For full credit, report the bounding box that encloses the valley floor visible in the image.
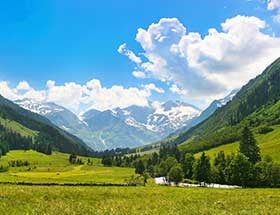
[1,150,279,214]
[0,185,279,215]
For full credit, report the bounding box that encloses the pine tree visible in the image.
[182,153,194,179]
[239,126,261,164]
[213,151,227,184]
[193,152,211,183]
[135,160,145,175]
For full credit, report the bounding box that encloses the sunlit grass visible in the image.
[0,185,279,215]
[195,125,280,163]
[0,150,135,184]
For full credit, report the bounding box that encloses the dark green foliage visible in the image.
[0,95,91,156]
[193,152,211,183]
[8,160,30,167]
[159,144,181,161]
[182,153,194,179]
[257,126,274,134]
[135,160,145,175]
[168,165,184,185]
[239,126,261,164]
[228,153,254,187]
[101,156,113,167]
[212,151,227,184]
[0,165,8,172]
[158,156,179,177]
[69,154,84,165]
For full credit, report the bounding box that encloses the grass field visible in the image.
[195,125,280,163]
[0,185,279,215]
[0,150,135,184]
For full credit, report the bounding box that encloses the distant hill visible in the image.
[174,57,280,153]
[0,96,92,156]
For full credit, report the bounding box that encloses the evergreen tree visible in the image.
[193,152,211,183]
[182,153,194,179]
[239,126,261,164]
[213,151,227,184]
[102,156,113,166]
[228,153,253,187]
[135,160,145,175]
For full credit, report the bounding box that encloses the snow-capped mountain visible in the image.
[14,99,102,150]
[79,101,201,150]
[170,89,240,135]
[14,93,235,151]
[14,99,65,115]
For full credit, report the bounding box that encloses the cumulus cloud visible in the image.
[0,80,164,113]
[267,0,280,22]
[120,16,280,102]
[118,43,142,64]
[132,71,146,79]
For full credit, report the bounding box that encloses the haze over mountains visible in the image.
[15,90,238,150]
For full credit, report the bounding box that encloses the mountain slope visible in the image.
[0,95,91,155]
[81,101,201,149]
[14,99,100,150]
[175,57,280,153]
[82,109,161,150]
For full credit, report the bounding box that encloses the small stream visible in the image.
[154,177,241,189]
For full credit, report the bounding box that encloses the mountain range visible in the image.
[15,89,238,150]
[15,99,201,150]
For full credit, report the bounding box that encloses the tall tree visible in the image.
[213,151,227,184]
[239,126,261,164]
[228,153,253,187]
[182,153,194,179]
[193,152,211,183]
[135,160,145,175]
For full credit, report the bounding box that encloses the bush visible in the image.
[0,165,8,172]
[168,165,184,185]
[124,175,145,186]
[258,126,274,134]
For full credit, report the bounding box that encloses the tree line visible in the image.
[0,122,53,156]
[103,126,280,187]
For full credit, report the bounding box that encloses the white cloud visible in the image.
[0,80,163,113]
[118,43,142,64]
[170,84,187,96]
[267,0,280,22]
[142,83,165,94]
[132,71,146,79]
[16,81,31,91]
[120,16,280,102]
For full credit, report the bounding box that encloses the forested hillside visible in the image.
[0,95,92,156]
[173,58,280,153]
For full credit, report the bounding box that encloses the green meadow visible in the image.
[0,150,135,184]
[0,149,279,214]
[0,185,279,215]
[195,125,280,163]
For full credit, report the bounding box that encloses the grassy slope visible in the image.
[0,150,135,184]
[0,117,37,137]
[195,125,280,163]
[0,185,279,215]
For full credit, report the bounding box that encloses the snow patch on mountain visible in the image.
[15,99,64,115]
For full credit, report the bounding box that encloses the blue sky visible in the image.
[0,0,279,113]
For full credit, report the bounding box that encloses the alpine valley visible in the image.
[14,90,237,150]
